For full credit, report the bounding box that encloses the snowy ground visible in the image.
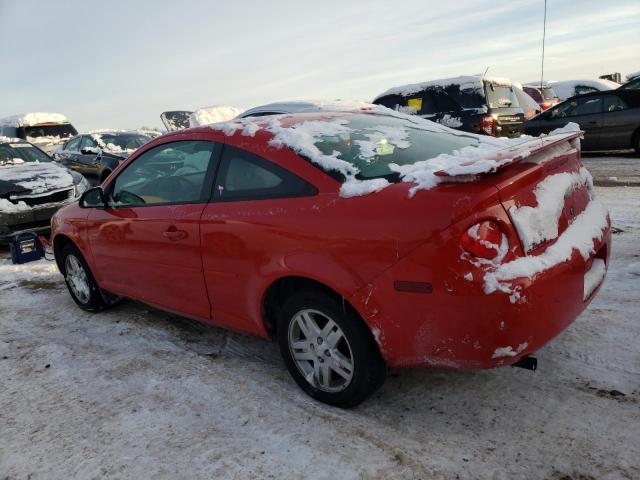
[1,186,639,480]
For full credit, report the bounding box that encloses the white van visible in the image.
[0,112,78,154]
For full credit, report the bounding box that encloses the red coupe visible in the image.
[51,110,611,407]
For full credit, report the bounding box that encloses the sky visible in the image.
[1,0,639,131]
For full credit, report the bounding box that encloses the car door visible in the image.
[598,94,634,149]
[532,96,603,150]
[56,136,82,169]
[78,135,102,178]
[86,136,221,321]
[199,144,318,335]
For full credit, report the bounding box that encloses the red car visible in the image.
[523,85,561,110]
[51,110,611,407]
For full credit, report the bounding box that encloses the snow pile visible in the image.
[189,106,244,127]
[547,79,620,101]
[0,112,68,127]
[0,198,30,213]
[584,258,606,300]
[439,114,463,128]
[492,342,528,359]
[0,135,23,144]
[509,168,593,252]
[0,162,74,195]
[484,198,609,295]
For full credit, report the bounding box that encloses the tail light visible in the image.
[461,221,505,259]
[480,114,497,136]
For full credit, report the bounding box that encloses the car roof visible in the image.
[239,100,376,118]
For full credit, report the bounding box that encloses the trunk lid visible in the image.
[491,133,590,254]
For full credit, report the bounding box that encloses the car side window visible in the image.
[434,90,462,112]
[79,136,98,150]
[109,140,216,207]
[551,96,603,118]
[602,95,627,112]
[214,145,316,202]
[66,137,81,151]
[575,85,598,96]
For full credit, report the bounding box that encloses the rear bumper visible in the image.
[0,204,62,241]
[350,222,611,370]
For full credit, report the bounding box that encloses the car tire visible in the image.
[277,290,387,408]
[61,243,106,312]
[633,130,640,156]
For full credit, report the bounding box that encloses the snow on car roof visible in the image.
[544,79,620,100]
[373,75,513,100]
[625,71,640,81]
[0,112,69,127]
[189,106,245,127]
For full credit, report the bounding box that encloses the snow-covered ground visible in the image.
[1,186,639,480]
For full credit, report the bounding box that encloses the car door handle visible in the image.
[162,226,188,241]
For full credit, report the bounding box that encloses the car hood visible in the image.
[0,162,75,196]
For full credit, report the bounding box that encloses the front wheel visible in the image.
[277,290,386,408]
[61,243,106,312]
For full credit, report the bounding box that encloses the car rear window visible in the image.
[484,83,520,109]
[310,115,479,181]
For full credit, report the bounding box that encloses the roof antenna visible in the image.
[540,0,547,88]
[482,67,490,79]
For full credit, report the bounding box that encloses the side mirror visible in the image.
[79,186,106,209]
[81,146,101,155]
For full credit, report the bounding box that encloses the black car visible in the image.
[54,131,153,184]
[524,90,640,153]
[373,76,525,138]
[619,76,640,91]
[0,138,90,240]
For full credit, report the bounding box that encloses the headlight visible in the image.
[74,176,91,198]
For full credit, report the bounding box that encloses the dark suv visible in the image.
[373,76,525,138]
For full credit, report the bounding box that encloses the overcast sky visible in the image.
[1,0,638,131]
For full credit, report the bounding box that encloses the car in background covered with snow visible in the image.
[542,79,620,101]
[0,113,78,154]
[618,72,640,91]
[522,83,560,110]
[54,130,155,184]
[525,90,640,153]
[51,110,610,407]
[373,75,525,138]
[238,100,376,118]
[160,106,243,131]
[0,137,90,240]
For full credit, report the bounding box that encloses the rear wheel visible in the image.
[61,243,106,312]
[277,290,386,408]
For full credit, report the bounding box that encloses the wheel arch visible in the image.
[53,233,74,273]
[261,275,370,340]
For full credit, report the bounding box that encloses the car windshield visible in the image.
[22,124,77,141]
[95,133,151,152]
[311,114,479,181]
[484,83,519,109]
[0,142,52,165]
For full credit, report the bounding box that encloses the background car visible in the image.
[524,90,640,153]
[539,79,620,101]
[54,130,155,184]
[0,112,78,154]
[0,137,89,240]
[51,110,609,407]
[239,100,376,118]
[373,75,525,137]
[522,83,560,110]
[160,106,242,131]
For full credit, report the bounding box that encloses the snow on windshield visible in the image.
[0,163,74,195]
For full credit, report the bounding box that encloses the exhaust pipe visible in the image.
[511,356,537,371]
